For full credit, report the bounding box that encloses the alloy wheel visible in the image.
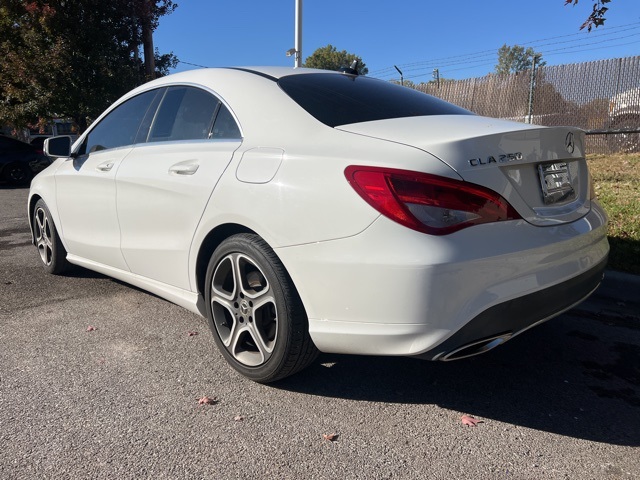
[34,207,53,266]
[210,252,278,367]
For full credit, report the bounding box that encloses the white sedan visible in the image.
[29,67,609,382]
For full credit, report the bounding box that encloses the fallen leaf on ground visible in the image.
[187,331,198,336]
[234,415,244,422]
[322,433,339,442]
[86,326,96,332]
[198,396,217,405]
[461,415,483,427]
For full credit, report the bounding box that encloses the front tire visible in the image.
[204,234,318,383]
[33,199,71,274]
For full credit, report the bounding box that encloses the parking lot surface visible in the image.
[1,185,639,479]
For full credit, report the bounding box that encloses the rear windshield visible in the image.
[278,73,472,127]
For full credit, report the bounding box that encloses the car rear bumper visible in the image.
[276,201,609,359]
[416,254,607,360]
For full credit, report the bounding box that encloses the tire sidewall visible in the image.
[204,234,296,382]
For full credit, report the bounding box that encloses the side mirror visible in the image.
[44,136,73,158]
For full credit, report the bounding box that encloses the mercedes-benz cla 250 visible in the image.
[29,67,609,382]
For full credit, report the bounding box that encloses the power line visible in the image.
[543,38,640,58]
[177,60,210,68]
[372,20,640,75]
[371,21,640,78]
[401,38,640,80]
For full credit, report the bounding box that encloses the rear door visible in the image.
[116,86,242,290]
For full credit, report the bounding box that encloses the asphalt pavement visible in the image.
[1,185,639,479]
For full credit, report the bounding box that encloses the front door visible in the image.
[53,88,163,271]
[54,148,131,270]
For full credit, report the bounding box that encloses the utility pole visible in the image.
[433,68,440,88]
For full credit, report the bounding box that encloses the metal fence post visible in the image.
[526,55,540,124]
[470,78,477,112]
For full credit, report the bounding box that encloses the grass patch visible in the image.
[587,154,640,275]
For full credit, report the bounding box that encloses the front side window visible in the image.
[80,89,160,154]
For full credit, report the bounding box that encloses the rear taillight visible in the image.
[344,166,521,235]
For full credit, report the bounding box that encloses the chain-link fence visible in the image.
[415,56,640,154]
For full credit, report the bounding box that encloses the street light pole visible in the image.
[394,65,404,86]
[294,0,302,68]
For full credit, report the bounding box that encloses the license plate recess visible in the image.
[538,162,575,205]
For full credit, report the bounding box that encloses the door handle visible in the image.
[96,161,114,172]
[169,162,199,175]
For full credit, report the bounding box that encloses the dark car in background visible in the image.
[29,136,48,150]
[0,135,52,185]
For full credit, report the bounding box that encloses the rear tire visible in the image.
[204,233,318,383]
[32,199,71,274]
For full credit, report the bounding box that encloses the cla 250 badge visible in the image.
[469,152,523,167]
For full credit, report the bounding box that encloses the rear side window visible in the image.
[211,104,241,139]
[278,73,472,127]
[149,86,219,142]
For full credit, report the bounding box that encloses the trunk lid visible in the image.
[337,115,590,226]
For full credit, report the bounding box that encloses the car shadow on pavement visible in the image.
[275,311,640,447]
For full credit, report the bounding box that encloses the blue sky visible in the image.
[154,0,640,81]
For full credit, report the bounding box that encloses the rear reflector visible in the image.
[345,166,521,235]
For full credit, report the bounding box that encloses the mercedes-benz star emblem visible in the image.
[565,132,575,154]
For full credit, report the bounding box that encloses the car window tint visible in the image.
[134,88,164,144]
[80,90,160,154]
[278,73,473,127]
[211,103,241,139]
[149,86,218,142]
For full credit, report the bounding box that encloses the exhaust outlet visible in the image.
[436,333,513,361]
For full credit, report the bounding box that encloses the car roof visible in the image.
[88,67,337,146]
[123,66,344,99]
[155,66,331,83]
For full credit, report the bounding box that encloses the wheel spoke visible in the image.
[250,293,278,353]
[35,213,44,234]
[229,322,267,365]
[43,223,53,248]
[247,314,274,356]
[211,253,237,301]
